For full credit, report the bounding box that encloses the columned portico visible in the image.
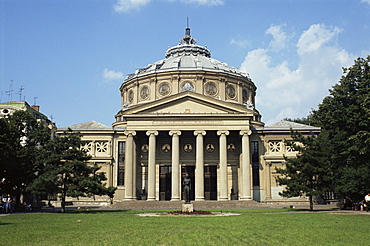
[217,130,229,201]
[194,130,206,201]
[146,130,158,201]
[124,130,136,200]
[169,130,181,201]
[240,130,252,200]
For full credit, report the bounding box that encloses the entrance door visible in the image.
[181,166,195,201]
[204,166,217,200]
[159,166,171,201]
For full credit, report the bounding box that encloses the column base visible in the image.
[195,198,205,201]
[170,198,181,201]
[146,197,156,201]
[218,198,228,201]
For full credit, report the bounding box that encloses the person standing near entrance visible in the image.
[365,193,370,212]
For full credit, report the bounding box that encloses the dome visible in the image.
[118,27,259,118]
[125,28,250,82]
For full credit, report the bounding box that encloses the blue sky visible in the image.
[1,0,369,127]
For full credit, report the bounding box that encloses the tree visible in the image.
[311,56,370,201]
[283,116,315,126]
[27,130,115,212]
[0,117,10,178]
[276,131,333,210]
[0,110,51,204]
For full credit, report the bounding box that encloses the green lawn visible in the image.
[1,209,369,245]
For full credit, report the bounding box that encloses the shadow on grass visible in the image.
[66,209,132,214]
[279,207,342,212]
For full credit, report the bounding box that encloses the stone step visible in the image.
[108,200,266,210]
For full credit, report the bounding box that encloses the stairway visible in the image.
[108,200,266,210]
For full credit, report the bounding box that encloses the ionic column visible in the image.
[217,130,229,201]
[194,130,206,201]
[240,130,252,200]
[124,130,136,200]
[169,130,181,201]
[146,130,158,201]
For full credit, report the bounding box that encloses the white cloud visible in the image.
[361,0,370,5]
[103,68,124,81]
[266,24,290,51]
[113,0,152,13]
[297,24,342,55]
[230,38,249,48]
[240,24,355,125]
[113,0,223,12]
[182,0,224,6]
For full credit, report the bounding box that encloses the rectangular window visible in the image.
[251,141,260,186]
[117,142,125,186]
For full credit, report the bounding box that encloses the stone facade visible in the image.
[58,28,320,204]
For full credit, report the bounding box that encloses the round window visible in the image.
[159,83,171,96]
[242,89,248,104]
[205,82,217,96]
[226,84,236,99]
[140,86,150,100]
[128,90,134,103]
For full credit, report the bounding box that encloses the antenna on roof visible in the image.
[6,80,14,102]
[34,96,38,106]
[16,86,25,101]
[187,17,189,28]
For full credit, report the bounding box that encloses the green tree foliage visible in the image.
[276,131,333,210]
[27,130,115,212]
[311,56,370,201]
[279,56,370,205]
[283,116,315,126]
[0,117,10,176]
[0,110,51,203]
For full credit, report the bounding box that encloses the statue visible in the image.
[183,174,191,203]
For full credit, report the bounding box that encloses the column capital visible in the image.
[124,130,136,137]
[169,130,181,136]
[240,130,252,136]
[146,130,158,136]
[194,130,206,136]
[217,130,229,136]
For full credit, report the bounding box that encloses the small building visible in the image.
[0,101,50,122]
[58,28,320,204]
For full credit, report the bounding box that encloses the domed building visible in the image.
[59,28,320,204]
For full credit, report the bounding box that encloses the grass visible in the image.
[1,208,369,245]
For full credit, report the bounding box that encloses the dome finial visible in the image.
[179,18,196,45]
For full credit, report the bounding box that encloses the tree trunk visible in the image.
[309,195,314,211]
